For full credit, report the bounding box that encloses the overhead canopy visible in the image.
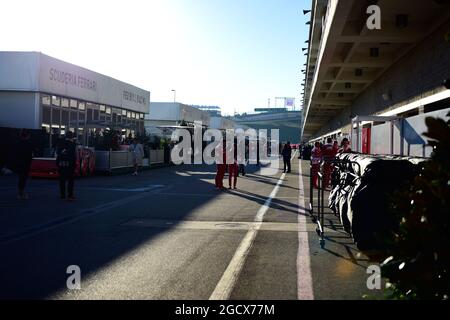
[352,115,400,123]
[302,0,450,139]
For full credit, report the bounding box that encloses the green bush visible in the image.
[381,112,450,300]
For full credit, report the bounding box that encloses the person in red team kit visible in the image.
[311,141,322,188]
[228,161,238,189]
[227,140,239,189]
[322,138,337,189]
[332,140,339,155]
[215,140,226,190]
[339,138,352,153]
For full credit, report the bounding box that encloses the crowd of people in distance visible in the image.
[8,128,301,198]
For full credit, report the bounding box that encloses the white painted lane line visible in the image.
[297,160,314,300]
[209,151,297,300]
[209,172,286,300]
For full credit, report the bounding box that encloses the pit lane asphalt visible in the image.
[0,155,381,299]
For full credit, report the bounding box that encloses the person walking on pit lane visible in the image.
[321,138,338,189]
[282,141,292,173]
[129,138,144,176]
[228,160,238,189]
[56,131,77,200]
[228,140,239,189]
[311,141,322,188]
[237,138,247,177]
[215,140,226,190]
[15,129,34,200]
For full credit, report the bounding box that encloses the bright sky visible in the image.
[0,0,310,116]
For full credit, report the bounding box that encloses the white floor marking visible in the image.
[297,160,314,300]
[209,151,297,300]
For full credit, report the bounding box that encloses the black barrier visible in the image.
[309,158,362,248]
[316,171,324,247]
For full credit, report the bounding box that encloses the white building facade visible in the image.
[0,52,150,153]
[145,102,210,129]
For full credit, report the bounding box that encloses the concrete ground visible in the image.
[0,152,383,299]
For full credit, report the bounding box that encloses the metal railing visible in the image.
[95,149,165,172]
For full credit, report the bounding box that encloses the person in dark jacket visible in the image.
[282,141,292,173]
[56,131,77,200]
[15,129,34,199]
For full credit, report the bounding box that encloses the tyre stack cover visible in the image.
[328,153,423,251]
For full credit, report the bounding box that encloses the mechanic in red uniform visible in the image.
[311,142,322,188]
[321,138,338,189]
[338,138,352,153]
[332,140,339,155]
[215,140,226,190]
[228,140,239,189]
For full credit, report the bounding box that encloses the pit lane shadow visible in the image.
[0,162,302,299]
